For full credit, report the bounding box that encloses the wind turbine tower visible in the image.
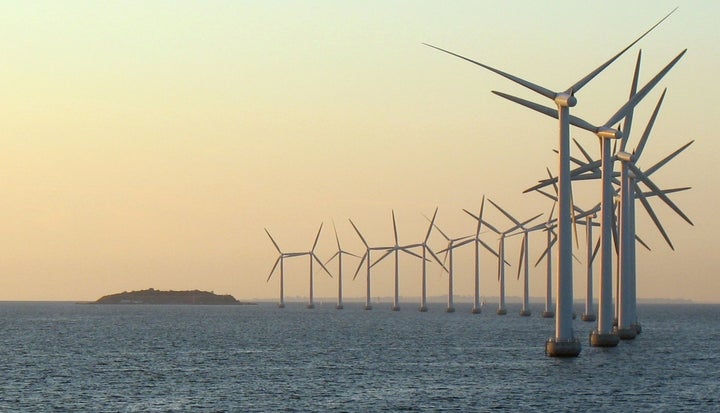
[462,196,503,314]
[349,219,392,310]
[325,221,360,310]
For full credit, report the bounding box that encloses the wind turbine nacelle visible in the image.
[616,151,633,162]
[554,93,577,107]
[597,127,622,140]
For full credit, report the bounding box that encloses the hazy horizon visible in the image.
[1,1,718,303]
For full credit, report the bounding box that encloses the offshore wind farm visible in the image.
[262,7,697,358]
[2,1,720,410]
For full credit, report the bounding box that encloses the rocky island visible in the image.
[95,288,255,305]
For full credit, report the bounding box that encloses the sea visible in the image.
[1,301,718,412]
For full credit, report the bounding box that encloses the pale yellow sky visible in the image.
[0,1,718,302]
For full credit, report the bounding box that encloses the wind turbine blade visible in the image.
[603,49,687,129]
[635,234,652,251]
[314,254,334,278]
[572,253,582,264]
[628,163,693,225]
[391,210,399,245]
[325,251,340,265]
[311,223,324,252]
[267,257,281,282]
[488,198,523,227]
[611,203,620,255]
[352,252,368,281]
[348,219,369,248]
[644,140,694,177]
[635,183,675,250]
[517,234,525,280]
[481,219,502,235]
[426,248,449,273]
[463,208,500,234]
[621,50,642,152]
[343,250,363,259]
[572,138,594,163]
[570,190,580,248]
[634,88,667,161]
[332,220,341,251]
[479,240,500,259]
[371,249,393,268]
[425,213,450,241]
[504,214,542,235]
[547,167,559,196]
[640,187,691,198]
[425,207,439,242]
[534,244,549,268]
[264,229,283,254]
[565,8,676,94]
[284,252,306,258]
[440,245,450,272]
[549,201,557,222]
[591,237,601,264]
[423,43,557,100]
[492,91,598,133]
[477,195,486,236]
[448,238,475,251]
[400,247,425,261]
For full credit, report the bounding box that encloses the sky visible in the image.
[0,1,718,303]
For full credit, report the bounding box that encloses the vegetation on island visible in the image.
[95,288,254,305]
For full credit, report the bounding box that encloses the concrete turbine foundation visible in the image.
[589,331,620,347]
[545,337,581,357]
[581,313,596,322]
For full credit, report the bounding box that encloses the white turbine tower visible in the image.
[403,208,447,312]
[349,219,392,310]
[325,221,360,310]
[487,199,541,316]
[373,210,440,312]
[298,224,333,309]
[425,9,676,357]
[533,202,557,318]
[432,219,472,313]
[461,196,503,314]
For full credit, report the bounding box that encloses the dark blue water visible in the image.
[1,302,717,412]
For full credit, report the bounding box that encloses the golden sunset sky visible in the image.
[1,1,718,302]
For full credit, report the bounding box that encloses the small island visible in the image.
[94,288,255,305]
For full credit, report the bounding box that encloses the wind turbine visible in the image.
[295,224,333,309]
[325,221,360,310]
[372,210,437,312]
[615,113,694,339]
[461,196,503,314]
[403,208,447,312]
[577,211,601,322]
[487,199,542,316]
[533,202,557,318]
[265,228,302,308]
[432,219,472,313]
[425,9,677,357]
[349,218,392,310]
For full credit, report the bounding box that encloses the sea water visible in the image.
[1,302,718,412]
